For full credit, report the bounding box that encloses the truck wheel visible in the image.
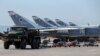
[20,39,26,49]
[31,39,40,49]
[31,40,36,49]
[4,41,10,49]
[35,43,40,49]
[97,45,99,47]
[36,39,40,49]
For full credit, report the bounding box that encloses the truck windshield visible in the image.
[10,27,26,31]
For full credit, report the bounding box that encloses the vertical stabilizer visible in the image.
[8,11,35,28]
[32,16,52,27]
[44,18,59,27]
[69,22,77,26]
[55,19,68,27]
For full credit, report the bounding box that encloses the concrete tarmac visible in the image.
[0,42,100,56]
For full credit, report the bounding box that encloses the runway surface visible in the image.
[0,41,100,56]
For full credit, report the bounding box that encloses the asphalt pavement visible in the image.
[0,41,100,56]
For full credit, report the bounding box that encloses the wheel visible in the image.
[31,40,36,49]
[68,45,70,47]
[35,44,40,49]
[31,39,40,49]
[4,41,10,49]
[79,45,80,47]
[35,41,40,49]
[65,46,67,47]
[96,45,99,47]
[20,39,26,49]
[31,38,40,49]
[87,45,88,47]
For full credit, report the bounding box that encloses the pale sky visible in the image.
[0,0,100,26]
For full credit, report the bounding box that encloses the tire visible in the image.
[79,45,80,47]
[68,45,70,47]
[4,41,10,49]
[87,45,88,47]
[20,39,26,49]
[31,40,35,49]
[31,38,40,49]
[35,42,40,49]
[97,45,99,47]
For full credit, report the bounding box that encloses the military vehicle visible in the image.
[2,26,41,49]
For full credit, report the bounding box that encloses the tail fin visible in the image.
[44,18,59,27]
[32,16,52,27]
[8,11,35,28]
[69,22,77,26]
[55,19,68,27]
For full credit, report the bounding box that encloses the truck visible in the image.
[2,26,41,49]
